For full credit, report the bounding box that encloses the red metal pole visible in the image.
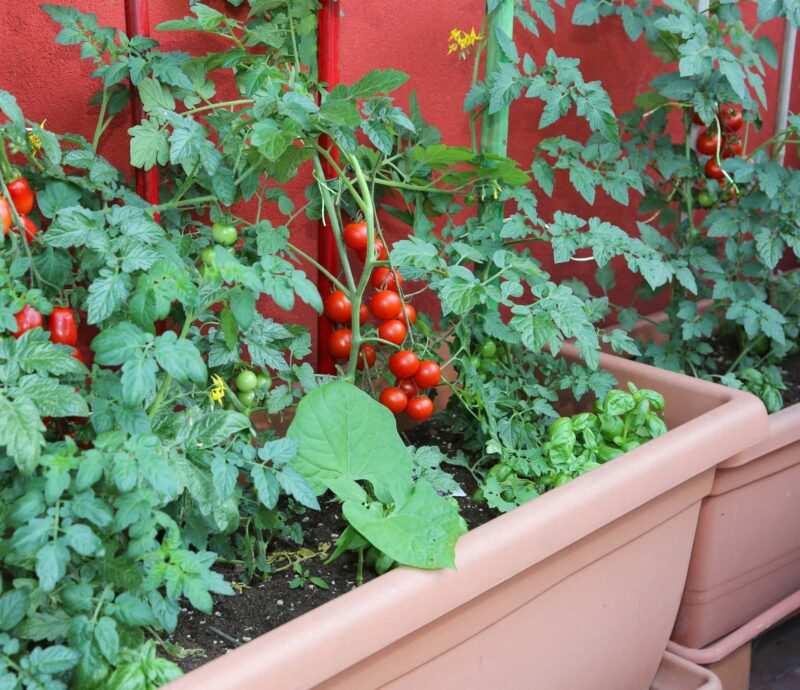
[316,0,341,374]
[125,0,160,206]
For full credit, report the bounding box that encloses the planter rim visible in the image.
[719,401,800,468]
[165,349,767,690]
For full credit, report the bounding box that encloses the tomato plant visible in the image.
[575,0,800,412]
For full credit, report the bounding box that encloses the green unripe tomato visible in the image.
[201,247,216,265]
[256,372,272,390]
[212,222,238,246]
[236,370,258,392]
[480,339,497,358]
[697,191,715,208]
[238,390,256,407]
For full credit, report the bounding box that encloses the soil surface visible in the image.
[781,353,800,406]
[704,335,800,407]
[168,420,495,673]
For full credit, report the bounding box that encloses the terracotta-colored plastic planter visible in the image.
[622,306,800,654]
[166,349,766,690]
[651,652,721,690]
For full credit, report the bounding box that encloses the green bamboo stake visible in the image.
[480,0,515,224]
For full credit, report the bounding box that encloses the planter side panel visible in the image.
[318,485,705,690]
[674,439,800,648]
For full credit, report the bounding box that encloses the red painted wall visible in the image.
[0,1,797,337]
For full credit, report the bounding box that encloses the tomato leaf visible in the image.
[348,69,410,98]
[154,332,207,385]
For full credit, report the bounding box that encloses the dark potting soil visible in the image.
[781,352,800,407]
[705,334,800,407]
[168,421,496,674]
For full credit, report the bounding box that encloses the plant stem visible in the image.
[287,240,348,293]
[147,313,195,418]
[314,144,367,211]
[313,154,356,293]
[92,88,109,152]
[468,17,489,153]
[344,155,376,381]
[479,0,514,225]
[183,99,254,116]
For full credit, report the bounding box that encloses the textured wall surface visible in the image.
[0,0,797,341]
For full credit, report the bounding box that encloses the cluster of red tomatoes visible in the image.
[323,220,441,421]
[13,304,85,362]
[1,176,39,242]
[694,102,743,182]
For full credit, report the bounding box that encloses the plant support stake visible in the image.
[480,0,515,224]
[316,0,341,374]
[774,20,797,165]
[125,0,160,206]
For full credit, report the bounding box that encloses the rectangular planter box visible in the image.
[673,405,800,647]
[620,306,800,649]
[166,349,766,690]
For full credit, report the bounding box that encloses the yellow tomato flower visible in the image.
[447,26,483,59]
[27,120,47,154]
[209,374,226,405]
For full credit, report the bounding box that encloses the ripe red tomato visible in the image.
[402,303,417,325]
[720,103,743,132]
[343,221,368,251]
[406,395,434,421]
[691,110,705,126]
[414,360,441,388]
[379,387,408,414]
[389,350,420,379]
[371,290,402,320]
[696,130,720,156]
[704,158,725,180]
[324,290,352,323]
[371,267,402,291]
[8,178,35,215]
[397,378,418,398]
[328,328,352,360]
[378,319,407,345]
[373,240,388,261]
[357,344,376,370]
[359,303,370,323]
[14,305,43,337]
[49,307,78,346]
[0,198,11,235]
[722,136,743,158]
[19,215,38,243]
[360,239,388,262]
